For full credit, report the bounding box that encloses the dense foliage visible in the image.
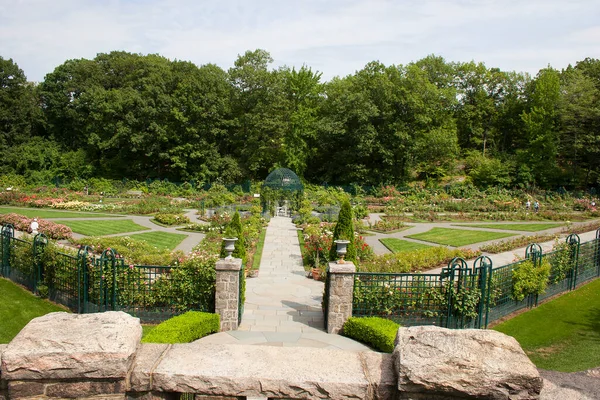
[342,317,400,353]
[141,311,219,343]
[1,52,599,189]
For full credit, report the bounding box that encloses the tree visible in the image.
[280,65,323,178]
[0,57,44,170]
[329,200,356,263]
[227,50,287,180]
[220,211,246,262]
[520,67,561,187]
[559,67,600,187]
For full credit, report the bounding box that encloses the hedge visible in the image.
[141,311,219,344]
[342,316,400,353]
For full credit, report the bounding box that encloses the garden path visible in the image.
[195,216,371,351]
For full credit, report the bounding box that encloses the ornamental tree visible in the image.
[329,199,357,263]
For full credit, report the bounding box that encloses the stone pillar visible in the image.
[215,258,243,331]
[0,311,141,399]
[326,262,356,334]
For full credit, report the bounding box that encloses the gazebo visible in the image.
[262,168,303,217]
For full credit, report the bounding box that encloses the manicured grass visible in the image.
[494,278,600,372]
[55,219,149,236]
[0,278,68,343]
[0,206,119,219]
[142,324,156,339]
[455,223,564,232]
[379,238,432,253]
[127,231,187,251]
[251,228,268,270]
[406,227,516,246]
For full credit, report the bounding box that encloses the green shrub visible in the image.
[511,259,551,301]
[329,199,356,262]
[220,211,246,262]
[141,311,219,343]
[342,317,399,353]
[153,213,190,226]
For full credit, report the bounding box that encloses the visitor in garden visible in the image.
[526,200,531,210]
[30,218,39,235]
[534,201,539,213]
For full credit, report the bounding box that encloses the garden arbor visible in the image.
[261,168,303,216]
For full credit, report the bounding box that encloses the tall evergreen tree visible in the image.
[329,200,356,263]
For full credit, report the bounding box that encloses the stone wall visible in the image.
[1,311,588,400]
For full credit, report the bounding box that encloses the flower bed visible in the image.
[0,213,72,239]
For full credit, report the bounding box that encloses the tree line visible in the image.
[0,50,599,189]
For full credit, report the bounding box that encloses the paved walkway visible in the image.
[196,216,371,351]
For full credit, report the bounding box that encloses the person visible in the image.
[30,218,39,235]
[526,200,531,210]
[534,201,540,213]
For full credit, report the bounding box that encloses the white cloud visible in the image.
[0,0,598,82]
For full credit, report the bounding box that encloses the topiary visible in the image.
[219,211,246,262]
[329,199,357,263]
[342,317,400,352]
[141,311,219,344]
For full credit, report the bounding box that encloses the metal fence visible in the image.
[351,232,600,329]
[0,225,215,323]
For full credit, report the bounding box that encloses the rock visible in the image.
[540,379,593,400]
[1,311,141,381]
[539,369,600,400]
[152,343,395,399]
[394,326,543,399]
[129,343,170,391]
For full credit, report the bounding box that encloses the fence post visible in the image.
[525,244,543,306]
[77,246,91,314]
[215,257,243,331]
[525,243,542,267]
[32,233,48,294]
[1,224,14,277]
[473,256,493,329]
[566,233,580,290]
[326,261,356,334]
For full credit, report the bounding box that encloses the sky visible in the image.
[1,0,599,83]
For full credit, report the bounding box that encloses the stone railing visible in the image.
[0,311,557,400]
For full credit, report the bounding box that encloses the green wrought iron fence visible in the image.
[353,256,492,329]
[353,271,447,327]
[350,236,600,329]
[8,236,35,291]
[0,230,217,323]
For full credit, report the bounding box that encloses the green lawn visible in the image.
[55,219,149,236]
[0,206,119,219]
[494,278,600,372]
[406,227,516,246]
[251,228,267,270]
[455,223,564,232]
[379,238,432,253]
[128,231,187,251]
[0,278,68,343]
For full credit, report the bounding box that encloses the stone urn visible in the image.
[334,239,350,264]
[223,237,238,259]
